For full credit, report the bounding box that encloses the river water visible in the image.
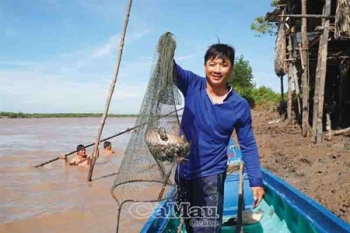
[0,117,154,233]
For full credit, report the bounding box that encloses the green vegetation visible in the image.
[0,112,139,118]
[250,0,278,37]
[228,55,282,109]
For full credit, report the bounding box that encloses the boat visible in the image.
[140,139,350,233]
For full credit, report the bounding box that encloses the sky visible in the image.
[0,0,281,114]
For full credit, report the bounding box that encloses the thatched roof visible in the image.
[335,0,350,40]
[265,8,283,22]
[274,23,287,76]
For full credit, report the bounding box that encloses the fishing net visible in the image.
[111,32,190,232]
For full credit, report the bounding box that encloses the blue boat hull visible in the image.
[140,140,350,233]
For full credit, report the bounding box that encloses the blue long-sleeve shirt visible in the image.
[175,62,263,187]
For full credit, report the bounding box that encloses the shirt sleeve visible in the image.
[173,61,201,97]
[235,100,263,187]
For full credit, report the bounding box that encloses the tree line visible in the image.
[0,112,139,118]
[228,55,283,109]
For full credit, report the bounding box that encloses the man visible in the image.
[174,43,264,233]
[102,141,115,155]
[60,144,91,167]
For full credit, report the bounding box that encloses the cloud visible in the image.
[0,70,147,114]
[92,29,152,58]
[126,29,152,43]
[176,52,201,61]
[0,23,191,114]
[1,28,153,78]
[93,35,119,58]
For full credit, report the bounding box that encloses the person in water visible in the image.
[60,144,91,167]
[102,141,115,155]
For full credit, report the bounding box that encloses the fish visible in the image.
[145,127,190,161]
[145,128,187,146]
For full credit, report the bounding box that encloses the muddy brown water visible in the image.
[0,117,158,233]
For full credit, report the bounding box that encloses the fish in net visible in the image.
[111,32,190,232]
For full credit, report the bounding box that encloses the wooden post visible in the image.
[279,14,335,19]
[312,0,331,144]
[293,66,302,120]
[280,74,284,104]
[287,35,293,121]
[338,64,344,125]
[287,65,293,121]
[316,0,331,143]
[87,0,133,182]
[325,112,332,140]
[338,60,349,125]
[301,0,309,137]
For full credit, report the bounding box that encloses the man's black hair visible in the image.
[104,141,111,149]
[204,44,235,65]
[76,144,85,152]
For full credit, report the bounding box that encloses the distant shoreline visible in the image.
[0,112,139,118]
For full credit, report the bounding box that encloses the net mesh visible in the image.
[111,32,190,231]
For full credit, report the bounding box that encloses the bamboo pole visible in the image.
[280,75,285,106]
[338,60,348,125]
[316,0,331,144]
[332,127,350,136]
[311,0,331,144]
[301,0,309,137]
[293,67,302,121]
[87,0,133,182]
[34,107,183,168]
[279,14,335,19]
[287,65,293,121]
[287,34,294,121]
[325,112,332,140]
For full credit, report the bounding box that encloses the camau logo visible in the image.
[128,202,218,220]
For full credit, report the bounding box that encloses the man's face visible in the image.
[77,149,86,157]
[204,57,233,88]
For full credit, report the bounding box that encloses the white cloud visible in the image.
[0,69,147,114]
[93,35,119,58]
[126,29,152,43]
[92,29,152,58]
[176,52,201,61]
[0,25,193,114]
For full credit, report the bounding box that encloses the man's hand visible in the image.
[251,186,264,208]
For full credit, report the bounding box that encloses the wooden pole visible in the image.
[87,0,133,182]
[34,107,183,168]
[325,112,332,140]
[287,34,293,121]
[315,0,331,144]
[279,14,335,19]
[287,65,293,121]
[331,127,350,136]
[280,75,284,108]
[293,67,302,121]
[312,65,320,141]
[301,0,309,137]
[338,60,349,126]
